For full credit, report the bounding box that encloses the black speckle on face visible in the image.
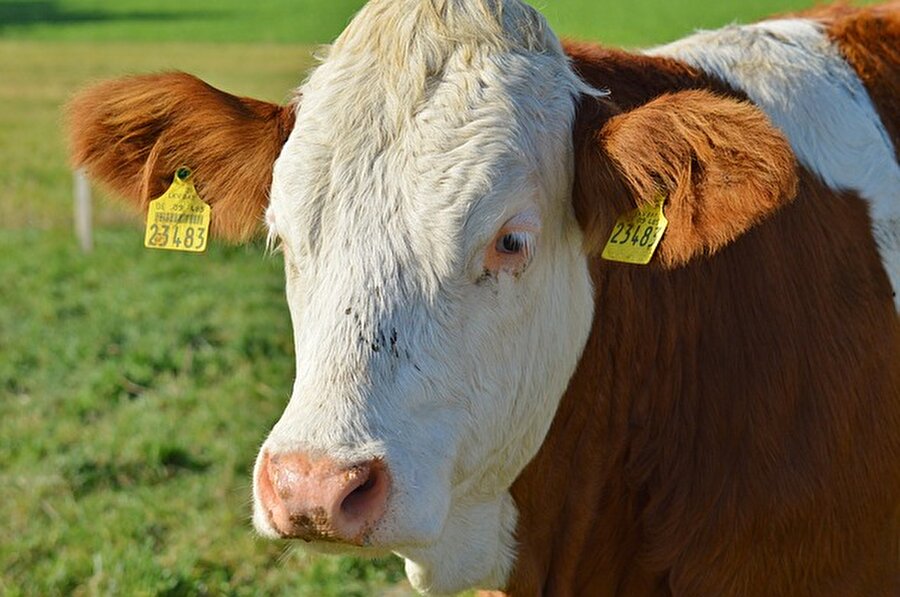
[476,268,493,285]
[389,328,400,358]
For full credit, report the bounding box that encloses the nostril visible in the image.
[340,461,388,520]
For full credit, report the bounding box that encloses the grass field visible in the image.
[1,0,825,45]
[0,0,851,595]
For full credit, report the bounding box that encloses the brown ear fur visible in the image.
[67,73,297,242]
[575,90,798,267]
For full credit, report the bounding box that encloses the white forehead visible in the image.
[267,0,591,263]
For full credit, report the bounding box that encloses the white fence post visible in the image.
[74,168,93,253]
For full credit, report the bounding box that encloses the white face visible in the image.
[252,1,595,593]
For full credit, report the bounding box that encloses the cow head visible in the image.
[68,0,796,593]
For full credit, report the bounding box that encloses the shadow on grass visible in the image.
[0,1,221,32]
[64,447,212,497]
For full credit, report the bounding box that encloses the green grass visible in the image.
[2,0,834,46]
[0,231,419,595]
[0,35,422,597]
[0,0,365,45]
[0,40,315,230]
[0,0,858,594]
[1,230,412,596]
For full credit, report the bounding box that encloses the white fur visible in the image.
[650,19,900,309]
[253,0,595,593]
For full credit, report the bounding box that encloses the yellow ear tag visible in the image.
[144,167,210,253]
[601,195,668,265]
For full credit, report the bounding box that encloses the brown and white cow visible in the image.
[68,0,899,594]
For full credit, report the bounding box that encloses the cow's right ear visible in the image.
[67,72,297,242]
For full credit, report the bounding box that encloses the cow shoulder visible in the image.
[818,1,900,154]
[646,16,900,306]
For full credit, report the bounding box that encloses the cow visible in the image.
[67,0,899,594]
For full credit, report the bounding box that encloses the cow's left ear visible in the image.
[67,73,297,242]
[573,89,798,267]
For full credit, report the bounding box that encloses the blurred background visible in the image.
[0,0,840,595]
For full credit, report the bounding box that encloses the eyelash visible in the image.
[496,231,530,255]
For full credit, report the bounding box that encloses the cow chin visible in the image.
[398,491,519,595]
[293,493,517,595]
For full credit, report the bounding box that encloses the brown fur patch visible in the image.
[490,36,900,597]
[820,1,900,156]
[505,170,900,596]
[790,2,900,154]
[67,73,296,241]
[575,89,798,268]
[563,42,744,109]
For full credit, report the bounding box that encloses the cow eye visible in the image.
[497,232,527,254]
[482,216,539,280]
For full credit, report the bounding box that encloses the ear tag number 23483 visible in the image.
[601,195,668,265]
[144,167,211,253]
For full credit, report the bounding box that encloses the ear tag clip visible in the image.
[601,194,668,265]
[144,167,211,253]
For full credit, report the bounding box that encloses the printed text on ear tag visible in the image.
[144,167,211,253]
[601,195,668,265]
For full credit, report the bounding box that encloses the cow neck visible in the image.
[497,47,730,596]
[502,184,900,597]
[490,42,900,596]
[502,257,688,596]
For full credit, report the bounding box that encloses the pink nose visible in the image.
[256,451,390,544]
